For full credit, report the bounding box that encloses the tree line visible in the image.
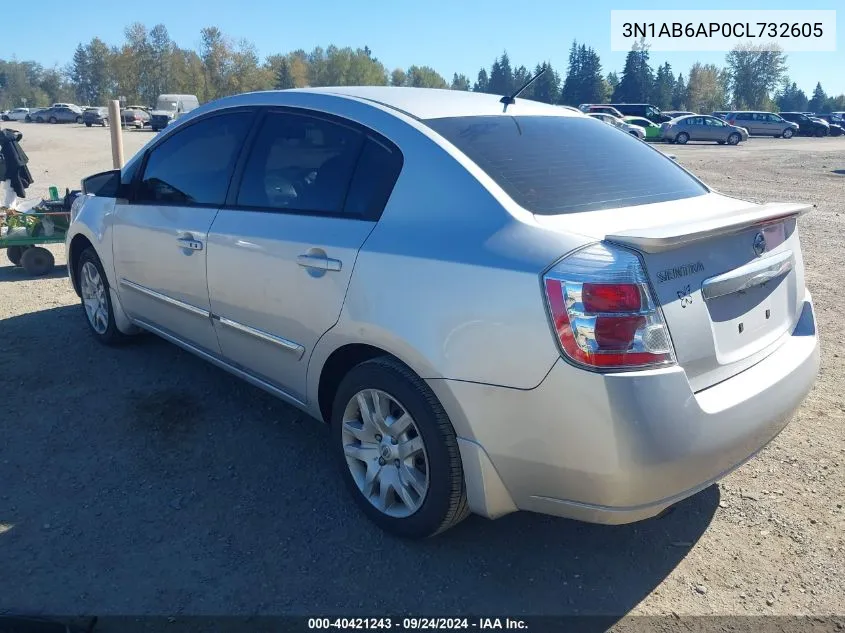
[1,23,843,114]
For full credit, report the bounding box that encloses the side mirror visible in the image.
[81,169,129,199]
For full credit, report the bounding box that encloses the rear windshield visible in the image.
[424,115,707,215]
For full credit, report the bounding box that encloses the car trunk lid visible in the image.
[534,194,811,392]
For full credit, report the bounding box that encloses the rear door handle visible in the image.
[297,254,342,272]
[177,237,203,251]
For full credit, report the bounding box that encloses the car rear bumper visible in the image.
[429,291,819,524]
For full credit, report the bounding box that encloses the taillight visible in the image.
[542,242,675,370]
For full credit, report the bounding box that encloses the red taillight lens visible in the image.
[543,243,675,370]
[582,283,641,313]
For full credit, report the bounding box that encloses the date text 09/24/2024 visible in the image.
[307,618,528,630]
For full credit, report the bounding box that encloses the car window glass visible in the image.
[343,138,403,220]
[425,115,706,215]
[137,111,253,206]
[236,112,364,213]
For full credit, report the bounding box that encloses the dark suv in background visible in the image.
[82,107,109,127]
[607,103,672,123]
[779,112,829,136]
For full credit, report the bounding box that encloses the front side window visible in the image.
[705,117,726,127]
[767,114,783,122]
[236,112,364,213]
[425,115,707,215]
[136,111,253,205]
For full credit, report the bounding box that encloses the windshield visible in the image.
[424,115,707,215]
[156,98,179,111]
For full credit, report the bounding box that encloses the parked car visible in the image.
[779,112,829,137]
[814,114,845,135]
[578,104,625,118]
[31,106,83,124]
[2,107,31,122]
[150,93,200,131]
[120,108,151,128]
[607,103,672,123]
[66,87,819,539]
[710,111,731,120]
[24,108,48,122]
[587,112,646,138]
[82,107,109,127]
[621,115,662,139]
[51,102,81,111]
[661,114,748,144]
[663,110,695,119]
[724,111,797,138]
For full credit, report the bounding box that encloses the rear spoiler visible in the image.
[605,202,813,253]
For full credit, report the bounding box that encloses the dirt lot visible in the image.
[1,123,844,623]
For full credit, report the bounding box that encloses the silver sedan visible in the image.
[662,114,749,144]
[66,87,819,538]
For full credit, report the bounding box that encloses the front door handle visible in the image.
[177,237,203,251]
[297,254,342,272]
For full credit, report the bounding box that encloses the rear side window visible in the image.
[236,111,364,214]
[424,115,707,215]
[136,111,253,205]
[343,138,403,220]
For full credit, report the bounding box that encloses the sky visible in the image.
[5,0,844,96]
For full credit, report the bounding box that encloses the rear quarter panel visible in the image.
[307,115,589,396]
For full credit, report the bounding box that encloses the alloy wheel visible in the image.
[341,388,430,518]
[80,261,109,334]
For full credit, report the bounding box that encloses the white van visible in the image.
[150,94,200,131]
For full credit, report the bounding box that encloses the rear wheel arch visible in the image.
[317,343,411,424]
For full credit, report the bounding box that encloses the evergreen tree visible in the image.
[473,68,489,93]
[807,82,827,112]
[672,73,686,109]
[275,57,295,89]
[559,41,581,105]
[71,44,89,104]
[488,52,514,95]
[653,62,674,110]
[450,73,470,91]
[531,62,560,104]
[613,39,653,103]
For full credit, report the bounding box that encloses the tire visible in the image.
[102,118,109,127]
[6,246,24,266]
[332,356,469,539]
[77,247,128,345]
[1,115,8,121]
[85,122,92,127]
[782,128,794,139]
[49,116,57,124]
[675,132,689,144]
[727,133,741,145]
[815,128,826,137]
[20,246,54,276]
[75,116,83,124]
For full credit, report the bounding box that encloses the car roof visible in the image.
[290,86,581,120]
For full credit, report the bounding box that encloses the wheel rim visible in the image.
[80,261,109,334]
[728,134,739,144]
[341,389,430,518]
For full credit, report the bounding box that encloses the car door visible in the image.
[684,117,703,139]
[206,109,403,402]
[112,108,256,354]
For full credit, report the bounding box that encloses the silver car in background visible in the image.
[725,111,798,138]
[662,114,749,144]
[66,87,820,538]
[587,112,646,139]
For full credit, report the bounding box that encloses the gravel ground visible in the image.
[1,124,843,625]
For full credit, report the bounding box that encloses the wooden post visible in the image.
[108,100,124,169]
